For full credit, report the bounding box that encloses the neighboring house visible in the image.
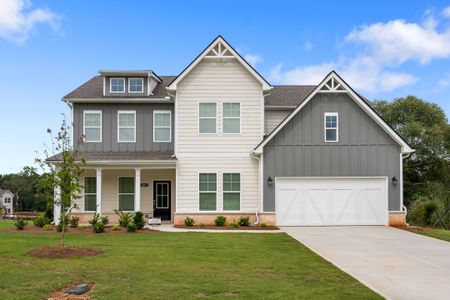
[48,36,413,226]
[0,189,14,215]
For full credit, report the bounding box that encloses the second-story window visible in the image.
[324,112,338,142]
[118,111,136,142]
[83,110,102,142]
[110,78,125,93]
[154,111,171,142]
[199,103,217,133]
[223,103,240,133]
[128,78,144,93]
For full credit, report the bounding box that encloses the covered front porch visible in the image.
[54,158,176,225]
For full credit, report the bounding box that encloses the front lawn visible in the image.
[404,226,450,242]
[0,220,380,299]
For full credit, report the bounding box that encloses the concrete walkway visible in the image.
[145,223,279,233]
[282,226,450,300]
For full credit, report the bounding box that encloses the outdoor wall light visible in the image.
[268,176,273,185]
[392,176,398,185]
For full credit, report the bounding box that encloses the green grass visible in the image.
[0,220,380,299]
[414,228,450,242]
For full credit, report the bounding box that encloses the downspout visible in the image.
[251,151,263,225]
[401,151,413,221]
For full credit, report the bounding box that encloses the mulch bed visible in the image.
[6,225,158,235]
[174,225,279,230]
[398,226,434,233]
[49,282,95,300]
[28,246,104,259]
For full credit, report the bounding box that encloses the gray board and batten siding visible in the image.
[263,92,401,211]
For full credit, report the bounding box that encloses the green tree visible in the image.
[36,118,85,247]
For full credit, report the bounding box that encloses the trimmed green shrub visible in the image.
[112,225,121,231]
[42,224,52,231]
[56,223,67,232]
[199,223,205,228]
[238,216,250,227]
[228,221,239,229]
[15,219,28,230]
[33,215,50,228]
[114,209,133,228]
[77,224,87,231]
[69,216,80,227]
[260,223,267,228]
[215,215,227,226]
[133,211,145,230]
[88,213,101,226]
[184,217,195,227]
[93,222,105,233]
[100,216,109,226]
[126,223,137,232]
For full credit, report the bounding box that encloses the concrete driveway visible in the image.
[282,226,450,300]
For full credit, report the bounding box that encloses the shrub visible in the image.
[126,223,137,232]
[114,210,133,228]
[33,215,50,228]
[215,215,227,226]
[112,225,121,231]
[42,224,52,231]
[88,213,101,226]
[238,216,250,227]
[15,219,27,230]
[133,211,145,230]
[409,200,438,227]
[260,223,267,228]
[56,223,67,232]
[100,216,109,226]
[69,216,80,227]
[93,222,105,233]
[77,224,87,231]
[184,217,195,227]
[199,223,205,228]
[228,221,239,229]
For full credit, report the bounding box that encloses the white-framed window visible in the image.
[199,173,217,211]
[222,103,240,134]
[110,78,125,93]
[118,177,135,211]
[199,103,217,134]
[128,78,144,93]
[153,111,172,142]
[5,197,10,203]
[118,111,136,142]
[223,173,240,211]
[6,208,10,214]
[83,110,102,142]
[324,112,338,142]
[84,177,97,212]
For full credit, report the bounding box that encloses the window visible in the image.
[110,78,125,93]
[118,177,135,211]
[84,177,97,212]
[118,111,136,142]
[83,111,102,142]
[199,103,217,133]
[128,78,144,93]
[324,112,338,142]
[223,103,240,133]
[223,173,240,211]
[199,173,217,211]
[6,208,10,214]
[153,111,171,142]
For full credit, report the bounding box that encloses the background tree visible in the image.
[36,118,85,247]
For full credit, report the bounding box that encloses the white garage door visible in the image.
[275,177,388,226]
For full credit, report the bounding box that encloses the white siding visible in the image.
[176,157,259,213]
[264,109,292,134]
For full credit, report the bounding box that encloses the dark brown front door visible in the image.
[153,181,171,220]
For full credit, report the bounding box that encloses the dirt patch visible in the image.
[174,225,279,230]
[49,282,95,300]
[399,226,434,233]
[28,246,104,259]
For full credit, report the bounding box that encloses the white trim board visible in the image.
[253,71,413,154]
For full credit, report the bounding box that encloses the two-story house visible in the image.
[48,36,413,226]
[0,189,14,215]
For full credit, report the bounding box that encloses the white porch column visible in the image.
[96,168,102,215]
[54,186,61,225]
[135,168,141,212]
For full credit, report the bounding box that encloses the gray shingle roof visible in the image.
[265,85,317,107]
[0,189,13,196]
[46,152,176,162]
[63,76,176,100]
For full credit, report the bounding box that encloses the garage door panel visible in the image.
[275,178,388,226]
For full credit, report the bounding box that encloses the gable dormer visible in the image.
[99,70,162,97]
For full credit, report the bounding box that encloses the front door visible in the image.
[153,181,171,220]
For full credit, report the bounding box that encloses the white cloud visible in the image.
[270,8,450,92]
[443,6,450,18]
[0,0,58,44]
[244,54,262,67]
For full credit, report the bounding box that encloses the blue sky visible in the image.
[1,0,450,173]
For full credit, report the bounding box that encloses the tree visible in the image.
[36,118,85,247]
[374,96,450,207]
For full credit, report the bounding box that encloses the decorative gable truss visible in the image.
[319,77,346,93]
[205,41,234,58]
